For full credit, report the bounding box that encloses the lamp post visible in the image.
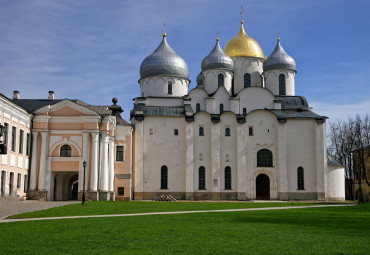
[82,161,87,205]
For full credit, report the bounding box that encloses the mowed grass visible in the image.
[0,203,368,254]
[7,201,335,219]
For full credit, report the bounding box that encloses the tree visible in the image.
[328,114,370,202]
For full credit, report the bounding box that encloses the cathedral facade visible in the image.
[131,21,345,201]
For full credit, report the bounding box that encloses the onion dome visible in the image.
[196,72,203,86]
[201,38,234,71]
[140,34,189,79]
[264,38,296,72]
[224,20,264,59]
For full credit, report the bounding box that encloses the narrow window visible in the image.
[3,123,8,147]
[225,154,229,162]
[257,149,273,167]
[225,166,231,190]
[279,74,286,95]
[297,167,304,190]
[218,74,224,87]
[19,130,24,154]
[9,172,14,195]
[26,133,31,156]
[161,165,168,189]
[199,153,203,161]
[219,104,224,113]
[225,127,231,136]
[199,126,204,136]
[1,171,5,196]
[60,144,72,157]
[24,174,28,193]
[168,81,172,94]
[117,187,124,196]
[149,128,153,135]
[11,126,16,152]
[196,103,200,113]
[249,127,253,136]
[174,129,178,136]
[243,108,247,115]
[17,173,21,188]
[260,75,263,87]
[199,166,206,189]
[116,146,124,161]
[244,73,251,88]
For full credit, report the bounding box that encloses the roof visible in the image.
[268,109,326,119]
[275,96,309,110]
[263,40,296,72]
[327,155,343,166]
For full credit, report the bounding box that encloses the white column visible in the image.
[90,132,99,191]
[100,133,109,191]
[185,121,194,199]
[278,122,288,200]
[38,131,49,190]
[211,122,221,198]
[315,121,326,200]
[237,124,247,200]
[79,133,90,191]
[108,138,115,192]
[30,131,39,190]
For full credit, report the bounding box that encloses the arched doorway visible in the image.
[256,174,270,200]
[68,174,79,200]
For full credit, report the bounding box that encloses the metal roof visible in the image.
[264,40,296,72]
[201,40,234,71]
[268,109,325,119]
[275,96,309,110]
[327,155,343,166]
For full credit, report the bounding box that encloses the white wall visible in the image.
[238,87,275,114]
[140,76,189,97]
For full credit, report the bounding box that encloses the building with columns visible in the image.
[130,20,345,201]
[9,91,133,201]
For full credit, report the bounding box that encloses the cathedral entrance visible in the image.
[52,172,79,201]
[256,174,270,200]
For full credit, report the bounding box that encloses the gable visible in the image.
[49,106,87,116]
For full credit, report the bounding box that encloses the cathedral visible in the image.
[0,20,345,201]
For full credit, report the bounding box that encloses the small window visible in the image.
[19,130,24,154]
[174,129,179,136]
[199,166,206,190]
[249,127,253,136]
[279,74,286,95]
[199,153,203,161]
[17,173,21,188]
[199,126,204,136]
[26,133,31,156]
[60,145,72,157]
[225,154,229,162]
[3,123,9,147]
[260,75,263,87]
[219,104,224,113]
[297,167,304,190]
[225,166,231,190]
[11,126,16,152]
[118,187,124,196]
[225,127,231,136]
[168,81,173,94]
[116,146,124,161]
[196,103,201,113]
[24,174,28,193]
[218,74,224,87]
[257,149,273,167]
[161,165,168,189]
[149,128,153,135]
[243,108,247,115]
[244,73,251,88]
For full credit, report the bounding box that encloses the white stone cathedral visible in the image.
[130,20,345,201]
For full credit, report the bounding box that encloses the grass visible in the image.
[6,201,337,219]
[0,203,368,254]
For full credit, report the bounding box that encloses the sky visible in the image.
[0,0,369,126]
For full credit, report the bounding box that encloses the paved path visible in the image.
[0,203,355,223]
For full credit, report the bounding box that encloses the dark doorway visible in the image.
[256,174,270,200]
[68,174,78,200]
[1,171,5,196]
[9,172,14,195]
[54,177,57,201]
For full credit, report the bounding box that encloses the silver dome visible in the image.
[201,40,234,71]
[140,36,189,79]
[196,72,203,86]
[264,40,296,72]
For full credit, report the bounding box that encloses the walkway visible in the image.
[0,204,355,223]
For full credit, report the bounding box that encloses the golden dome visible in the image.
[224,20,264,59]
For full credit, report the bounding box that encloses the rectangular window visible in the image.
[1,171,5,196]
[26,133,31,156]
[19,130,24,154]
[24,174,28,193]
[9,172,14,195]
[174,129,178,136]
[11,126,16,152]
[117,187,124,196]
[116,146,124,161]
[3,123,9,147]
[17,173,21,188]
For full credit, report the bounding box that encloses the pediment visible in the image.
[34,99,100,116]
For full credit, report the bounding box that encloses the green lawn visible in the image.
[7,201,336,219]
[0,203,368,254]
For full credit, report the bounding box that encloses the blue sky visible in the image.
[0,0,369,125]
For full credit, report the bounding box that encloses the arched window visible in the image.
[168,81,173,94]
[249,127,253,136]
[218,74,224,87]
[60,145,72,157]
[161,165,168,189]
[243,108,247,115]
[196,103,201,113]
[279,74,286,95]
[297,167,304,190]
[225,127,231,136]
[257,149,273,167]
[199,166,206,189]
[244,73,251,88]
[219,104,224,113]
[199,126,204,136]
[225,166,231,189]
[260,75,263,87]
